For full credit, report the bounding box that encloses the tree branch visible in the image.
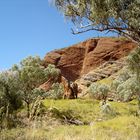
[71,26,127,35]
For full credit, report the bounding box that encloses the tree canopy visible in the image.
[54,0,140,45]
[10,56,61,118]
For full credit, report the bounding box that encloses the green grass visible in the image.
[110,100,138,115]
[1,99,140,140]
[97,77,113,86]
[93,116,140,140]
[43,99,101,123]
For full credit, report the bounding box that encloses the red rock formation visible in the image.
[39,75,78,99]
[44,45,85,81]
[81,38,136,75]
[44,37,136,81]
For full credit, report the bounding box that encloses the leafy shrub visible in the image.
[45,64,61,79]
[89,83,109,102]
[0,56,62,129]
[100,102,117,118]
[12,56,61,118]
[46,83,64,99]
[0,71,22,129]
[111,71,140,102]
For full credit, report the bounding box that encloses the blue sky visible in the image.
[0,0,116,70]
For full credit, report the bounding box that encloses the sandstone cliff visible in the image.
[44,37,136,81]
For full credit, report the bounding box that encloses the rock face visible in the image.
[44,46,85,81]
[44,38,136,81]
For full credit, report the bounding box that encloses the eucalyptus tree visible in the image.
[111,61,140,112]
[111,69,131,96]
[127,48,140,111]
[16,56,61,118]
[54,0,140,45]
[0,70,22,127]
[10,56,60,118]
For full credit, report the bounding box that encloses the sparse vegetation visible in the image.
[89,83,109,104]
[46,83,64,99]
[1,53,140,140]
[1,54,140,140]
[1,0,140,139]
[0,99,139,140]
[0,56,61,129]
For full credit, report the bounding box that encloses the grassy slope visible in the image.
[1,99,140,140]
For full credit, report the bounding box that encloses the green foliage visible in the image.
[127,48,140,111]
[98,77,113,86]
[98,84,109,97]
[0,71,22,110]
[14,56,47,117]
[46,83,64,99]
[0,99,139,140]
[0,56,61,120]
[89,83,116,117]
[100,102,117,118]
[0,71,22,129]
[117,78,139,101]
[43,99,100,124]
[89,83,109,102]
[111,62,140,114]
[11,56,61,118]
[89,83,98,95]
[45,64,61,79]
[127,48,140,78]
[54,0,140,44]
[19,56,47,90]
[110,49,140,111]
